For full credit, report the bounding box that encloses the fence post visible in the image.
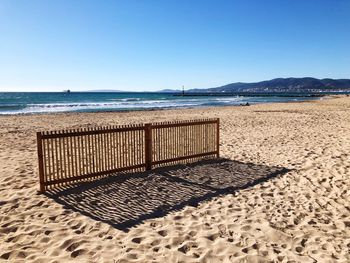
[145,123,152,170]
[216,118,220,158]
[36,132,45,193]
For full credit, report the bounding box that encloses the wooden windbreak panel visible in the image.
[37,119,219,192]
[150,119,219,167]
[37,125,145,192]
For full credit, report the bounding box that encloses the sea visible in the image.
[0,92,328,115]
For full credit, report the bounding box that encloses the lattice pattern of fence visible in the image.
[37,118,219,192]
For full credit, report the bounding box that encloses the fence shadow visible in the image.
[46,158,291,232]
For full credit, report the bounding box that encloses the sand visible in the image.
[0,96,349,262]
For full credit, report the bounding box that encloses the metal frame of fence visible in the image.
[37,118,219,193]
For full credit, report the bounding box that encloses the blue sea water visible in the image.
[0,92,323,115]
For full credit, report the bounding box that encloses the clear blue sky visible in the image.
[0,0,349,92]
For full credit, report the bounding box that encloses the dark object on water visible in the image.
[63,89,71,93]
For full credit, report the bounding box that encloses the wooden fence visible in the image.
[37,118,219,192]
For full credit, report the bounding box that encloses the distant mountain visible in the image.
[182,78,350,93]
[84,89,127,92]
[158,89,181,93]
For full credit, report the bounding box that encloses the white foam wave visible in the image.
[0,96,247,114]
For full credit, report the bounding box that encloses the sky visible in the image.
[0,0,349,92]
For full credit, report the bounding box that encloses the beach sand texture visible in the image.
[0,96,349,262]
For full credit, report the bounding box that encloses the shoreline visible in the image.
[0,94,340,118]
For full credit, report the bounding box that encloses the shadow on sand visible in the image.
[46,158,290,231]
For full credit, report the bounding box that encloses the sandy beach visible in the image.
[0,96,349,262]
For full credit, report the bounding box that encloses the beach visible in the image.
[0,96,349,262]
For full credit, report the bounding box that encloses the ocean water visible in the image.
[0,92,322,115]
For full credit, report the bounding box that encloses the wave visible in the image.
[108,98,143,102]
[0,104,27,111]
[0,99,208,114]
[1,94,316,115]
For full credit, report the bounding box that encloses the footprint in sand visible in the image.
[0,252,12,260]
[157,230,168,237]
[295,246,303,253]
[131,237,143,244]
[151,239,161,246]
[178,241,198,254]
[188,230,197,237]
[70,249,87,258]
[153,247,160,252]
[241,225,251,231]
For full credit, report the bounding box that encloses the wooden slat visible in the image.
[94,130,99,175]
[58,134,63,182]
[136,128,140,166]
[186,125,189,158]
[104,130,109,171]
[127,128,131,168]
[122,129,126,169]
[90,133,95,174]
[54,134,59,182]
[73,131,78,178]
[36,132,45,192]
[97,129,102,173]
[112,127,117,169]
[77,133,82,176]
[62,135,68,181]
[145,124,152,170]
[116,128,121,169]
[132,128,136,169]
[216,118,220,157]
[82,131,87,175]
[47,137,52,184]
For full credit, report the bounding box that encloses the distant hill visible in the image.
[84,89,127,92]
[159,89,181,93]
[169,78,350,93]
